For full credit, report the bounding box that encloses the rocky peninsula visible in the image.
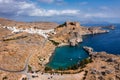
[49,21,109,46]
[83,46,120,80]
[0,18,119,80]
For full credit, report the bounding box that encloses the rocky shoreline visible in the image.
[83,46,120,80]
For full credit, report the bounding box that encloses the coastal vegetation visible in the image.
[67,58,93,70]
[3,35,27,41]
[28,65,32,73]
[21,77,28,80]
[45,66,52,71]
[82,70,88,80]
[2,76,8,80]
[49,39,59,46]
[57,22,66,28]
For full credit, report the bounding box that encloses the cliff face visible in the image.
[48,22,82,46]
[50,21,109,46]
[68,32,83,46]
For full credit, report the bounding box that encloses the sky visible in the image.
[0,0,120,23]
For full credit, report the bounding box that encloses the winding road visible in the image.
[0,27,51,80]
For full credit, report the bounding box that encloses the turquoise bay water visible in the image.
[47,46,89,69]
[47,24,120,69]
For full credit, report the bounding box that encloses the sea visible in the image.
[47,24,120,69]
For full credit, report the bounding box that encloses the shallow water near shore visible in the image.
[47,24,120,69]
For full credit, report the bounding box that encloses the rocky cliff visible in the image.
[50,21,109,46]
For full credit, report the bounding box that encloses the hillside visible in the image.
[0,18,58,30]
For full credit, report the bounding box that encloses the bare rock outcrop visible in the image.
[87,27,109,34]
[49,21,83,46]
[83,46,93,53]
[50,21,109,46]
[102,25,115,30]
[69,32,83,46]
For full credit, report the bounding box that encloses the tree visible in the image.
[45,66,52,71]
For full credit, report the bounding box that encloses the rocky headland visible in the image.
[0,18,118,80]
[83,46,120,80]
[49,21,109,46]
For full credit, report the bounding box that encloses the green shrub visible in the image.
[83,70,88,80]
[67,58,93,70]
[57,67,65,71]
[49,40,59,46]
[79,58,93,68]
[28,65,32,72]
[57,23,66,28]
[2,76,8,80]
[70,64,78,70]
[22,77,27,80]
[45,66,52,71]
[3,36,27,41]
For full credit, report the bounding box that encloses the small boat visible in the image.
[78,57,81,59]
